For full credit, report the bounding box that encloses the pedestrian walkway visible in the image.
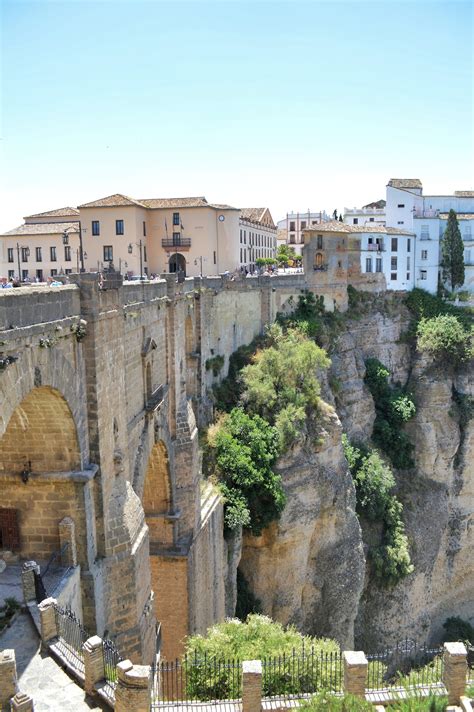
[0,611,107,711]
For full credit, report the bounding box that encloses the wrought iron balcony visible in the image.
[366,244,385,252]
[161,238,191,249]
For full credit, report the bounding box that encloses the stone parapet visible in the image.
[114,660,151,712]
[242,660,262,712]
[343,650,368,698]
[0,649,18,706]
[443,642,468,705]
[83,635,105,696]
[21,561,40,604]
[38,597,58,645]
[58,517,78,567]
[10,691,34,711]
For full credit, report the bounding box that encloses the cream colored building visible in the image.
[0,207,80,281]
[239,208,277,272]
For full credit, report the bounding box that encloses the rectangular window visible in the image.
[22,269,29,280]
[240,248,242,262]
[391,257,397,270]
[92,220,100,236]
[369,217,374,222]
[104,245,113,262]
[64,245,71,261]
[172,232,181,245]
[8,269,15,279]
[406,273,410,280]
[21,247,29,262]
[464,225,472,239]
[317,235,323,249]
[115,219,124,235]
[407,238,411,253]
[353,218,358,225]
[213,250,216,265]
[420,270,427,280]
[421,250,428,259]
[289,221,295,231]
[240,229,242,242]
[391,237,398,252]
[36,269,43,281]
[421,224,429,239]
[301,221,306,229]
[397,221,404,225]
[143,246,147,262]
[36,247,42,262]
[50,269,57,277]
[365,258,372,273]
[398,204,405,208]
[376,258,382,273]
[173,212,180,226]
[7,248,14,263]
[143,221,146,237]
[65,269,72,275]
[391,272,397,281]
[289,233,296,244]
[244,230,246,244]
[406,257,410,270]
[50,246,57,261]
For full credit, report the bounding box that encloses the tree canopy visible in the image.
[441,209,465,290]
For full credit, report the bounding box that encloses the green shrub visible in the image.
[185,615,341,699]
[386,695,448,711]
[299,691,374,711]
[342,436,414,586]
[416,314,473,363]
[442,616,474,644]
[364,358,416,469]
[205,354,225,377]
[212,335,265,412]
[210,408,285,534]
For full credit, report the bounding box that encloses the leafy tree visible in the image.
[276,244,297,267]
[210,408,285,534]
[441,209,465,290]
[416,314,473,363]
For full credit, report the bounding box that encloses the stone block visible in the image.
[115,660,151,712]
[0,649,18,706]
[83,635,105,695]
[443,642,468,705]
[10,691,34,711]
[242,660,262,712]
[343,650,368,698]
[38,597,58,644]
[21,561,40,604]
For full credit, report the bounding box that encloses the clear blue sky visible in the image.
[1,0,472,230]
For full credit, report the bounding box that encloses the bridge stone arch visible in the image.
[0,342,89,468]
[143,440,175,548]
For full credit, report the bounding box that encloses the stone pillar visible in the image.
[242,660,262,712]
[58,517,78,567]
[443,642,467,705]
[10,692,34,711]
[83,635,105,696]
[343,650,368,698]
[115,660,151,712]
[38,597,58,645]
[0,649,18,706]
[21,561,39,604]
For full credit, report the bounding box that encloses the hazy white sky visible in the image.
[1,0,472,232]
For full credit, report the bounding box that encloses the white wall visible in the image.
[360,231,415,291]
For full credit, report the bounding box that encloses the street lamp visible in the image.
[63,220,85,272]
[16,244,30,282]
[194,256,207,277]
[128,241,144,280]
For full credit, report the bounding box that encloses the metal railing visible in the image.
[162,238,192,248]
[54,604,88,673]
[262,649,343,699]
[366,640,444,692]
[103,638,123,696]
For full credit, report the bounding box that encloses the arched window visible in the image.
[314,252,324,270]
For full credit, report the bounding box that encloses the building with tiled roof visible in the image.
[387,178,423,190]
[239,208,277,273]
[78,193,147,209]
[276,210,331,257]
[24,207,79,222]
[344,200,386,228]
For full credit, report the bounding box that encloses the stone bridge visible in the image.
[0,270,307,663]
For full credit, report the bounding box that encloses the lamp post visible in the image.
[63,221,85,272]
[128,240,144,280]
[16,243,30,281]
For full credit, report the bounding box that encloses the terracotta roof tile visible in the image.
[303,221,414,236]
[139,197,209,209]
[454,191,474,197]
[387,179,422,189]
[2,222,80,236]
[439,213,474,220]
[78,193,146,208]
[24,206,79,219]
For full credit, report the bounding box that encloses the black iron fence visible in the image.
[262,649,343,699]
[54,603,88,674]
[103,637,123,697]
[366,640,444,692]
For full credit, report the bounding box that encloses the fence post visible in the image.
[343,651,368,698]
[21,561,39,604]
[38,596,58,646]
[10,691,34,711]
[443,642,467,705]
[83,635,105,696]
[58,516,77,567]
[115,659,151,712]
[0,649,17,706]
[242,660,262,712]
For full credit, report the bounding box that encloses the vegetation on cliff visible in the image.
[342,436,414,586]
[364,357,416,470]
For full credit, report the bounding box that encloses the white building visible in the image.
[277,210,331,256]
[239,208,277,273]
[359,226,415,292]
[384,179,474,293]
[344,200,386,227]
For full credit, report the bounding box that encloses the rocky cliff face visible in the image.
[239,302,474,648]
[239,407,365,649]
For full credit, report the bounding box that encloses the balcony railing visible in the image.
[366,244,385,252]
[161,238,192,248]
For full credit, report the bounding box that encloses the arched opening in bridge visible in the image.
[169,253,186,275]
[0,386,82,561]
[143,441,172,526]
